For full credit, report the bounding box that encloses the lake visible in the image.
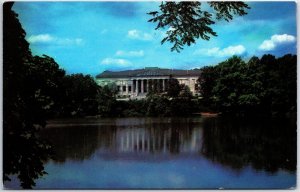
[5,116,296,189]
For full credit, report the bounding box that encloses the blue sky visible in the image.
[13,2,297,76]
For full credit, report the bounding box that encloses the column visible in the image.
[147,79,149,93]
[152,79,155,90]
[141,79,144,94]
[126,81,129,95]
[135,79,138,94]
[165,79,169,91]
[133,80,135,94]
[159,79,162,92]
[120,82,123,95]
[130,80,133,94]
[162,79,165,92]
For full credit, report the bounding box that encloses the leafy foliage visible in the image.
[3,3,53,188]
[198,54,297,116]
[146,79,162,96]
[148,2,250,52]
[212,56,248,112]
[29,55,66,117]
[179,85,193,99]
[166,76,181,97]
[97,85,118,117]
[197,65,218,111]
[62,74,99,116]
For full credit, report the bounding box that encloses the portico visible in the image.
[96,67,201,99]
[128,78,168,95]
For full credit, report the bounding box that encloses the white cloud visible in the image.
[27,34,83,46]
[27,34,54,43]
[259,34,296,51]
[222,45,246,56]
[115,50,144,57]
[127,29,153,41]
[271,34,296,43]
[259,40,275,51]
[194,45,246,57]
[101,58,132,66]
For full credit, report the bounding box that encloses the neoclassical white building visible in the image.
[95,67,201,99]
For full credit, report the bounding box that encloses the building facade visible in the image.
[96,67,201,99]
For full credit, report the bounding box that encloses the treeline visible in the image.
[11,65,198,118]
[100,54,297,118]
[198,54,297,117]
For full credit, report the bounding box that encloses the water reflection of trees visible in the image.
[39,126,101,162]
[40,117,296,173]
[201,117,296,173]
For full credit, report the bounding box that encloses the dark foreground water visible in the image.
[5,117,296,189]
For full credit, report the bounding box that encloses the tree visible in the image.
[3,3,52,188]
[62,74,99,116]
[179,85,193,99]
[276,54,296,114]
[146,95,169,116]
[28,55,66,118]
[97,85,118,117]
[212,56,248,112]
[148,2,250,52]
[146,79,162,96]
[259,54,296,116]
[198,54,296,116]
[197,65,219,110]
[167,76,181,97]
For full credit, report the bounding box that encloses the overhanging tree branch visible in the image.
[148,1,250,52]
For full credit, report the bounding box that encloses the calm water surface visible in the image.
[6,117,296,189]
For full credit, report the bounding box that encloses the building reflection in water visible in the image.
[97,117,204,155]
[114,127,202,154]
[40,118,204,162]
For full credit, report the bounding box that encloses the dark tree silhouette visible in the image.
[3,2,52,188]
[148,2,250,52]
[166,76,181,97]
[197,65,218,106]
[62,74,99,116]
